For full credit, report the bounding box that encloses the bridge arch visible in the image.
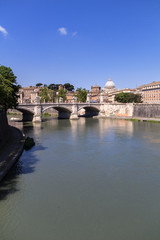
[78,105,100,117]
[16,107,35,121]
[42,106,72,119]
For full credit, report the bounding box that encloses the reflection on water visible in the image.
[1,118,160,240]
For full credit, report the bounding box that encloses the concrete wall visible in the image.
[0,110,10,150]
[133,104,160,118]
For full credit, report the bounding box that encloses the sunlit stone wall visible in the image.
[103,103,134,117]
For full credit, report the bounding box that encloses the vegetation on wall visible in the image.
[24,136,35,150]
[115,92,142,103]
[0,65,20,110]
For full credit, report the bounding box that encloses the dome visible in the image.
[105,78,115,89]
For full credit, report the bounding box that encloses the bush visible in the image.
[24,136,35,150]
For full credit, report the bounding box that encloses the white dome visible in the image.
[104,78,115,89]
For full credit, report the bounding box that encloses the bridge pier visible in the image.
[70,112,79,120]
[33,99,42,122]
[70,103,79,120]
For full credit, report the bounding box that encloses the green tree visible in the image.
[36,83,43,87]
[0,65,20,110]
[64,83,74,91]
[115,92,142,103]
[48,83,59,91]
[76,88,88,102]
[39,87,55,103]
[58,88,67,102]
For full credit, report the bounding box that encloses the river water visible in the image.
[0,118,160,240]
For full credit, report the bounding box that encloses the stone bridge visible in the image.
[17,101,104,122]
[16,98,134,122]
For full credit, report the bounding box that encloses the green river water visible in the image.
[0,118,160,240]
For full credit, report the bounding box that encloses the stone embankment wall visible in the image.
[0,110,10,150]
[103,103,160,119]
[133,104,160,118]
[103,103,134,117]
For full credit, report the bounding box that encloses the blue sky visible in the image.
[0,0,160,90]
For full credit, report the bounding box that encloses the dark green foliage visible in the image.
[48,84,59,91]
[36,83,43,87]
[115,92,142,103]
[24,136,35,150]
[76,88,88,102]
[64,83,74,91]
[0,65,20,110]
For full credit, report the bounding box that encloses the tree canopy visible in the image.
[64,83,74,91]
[0,65,20,110]
[58,88,67,102]
[36,83,43,87]
[76,88,88,102]
[48,83,59,91]
[115,92,142,103]
[39,87,55,103]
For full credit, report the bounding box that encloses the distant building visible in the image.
[58,85,63,90]
[89,78,141,103]
[102,78,116,102]
[90,84,101,102]
[137,81,160,103]
[103,78,116,93]
[66,91,78,103]
[18,87,41,103]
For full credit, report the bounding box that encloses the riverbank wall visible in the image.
[0,110,25,182]
[133,104,160,118]
[102,103,134,117]
[0,110,10,150]
[101,103,160,120]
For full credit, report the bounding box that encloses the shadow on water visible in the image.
[0,144,47,201]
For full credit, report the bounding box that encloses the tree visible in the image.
[48,83,59,91]
[39,87,55,103]
[64,83,74,91]
[36,83,43,87]
[115,92,142,103]
[0,65,20,110]
[76,88,88,102]
[58,88,67,102]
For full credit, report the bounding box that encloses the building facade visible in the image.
[90,85,101,102]
[137,81,160,103]
[18,87,41,103]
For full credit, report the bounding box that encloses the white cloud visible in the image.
[72,32,77,37]
[58,27,67,35]
[0,25,8,36]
